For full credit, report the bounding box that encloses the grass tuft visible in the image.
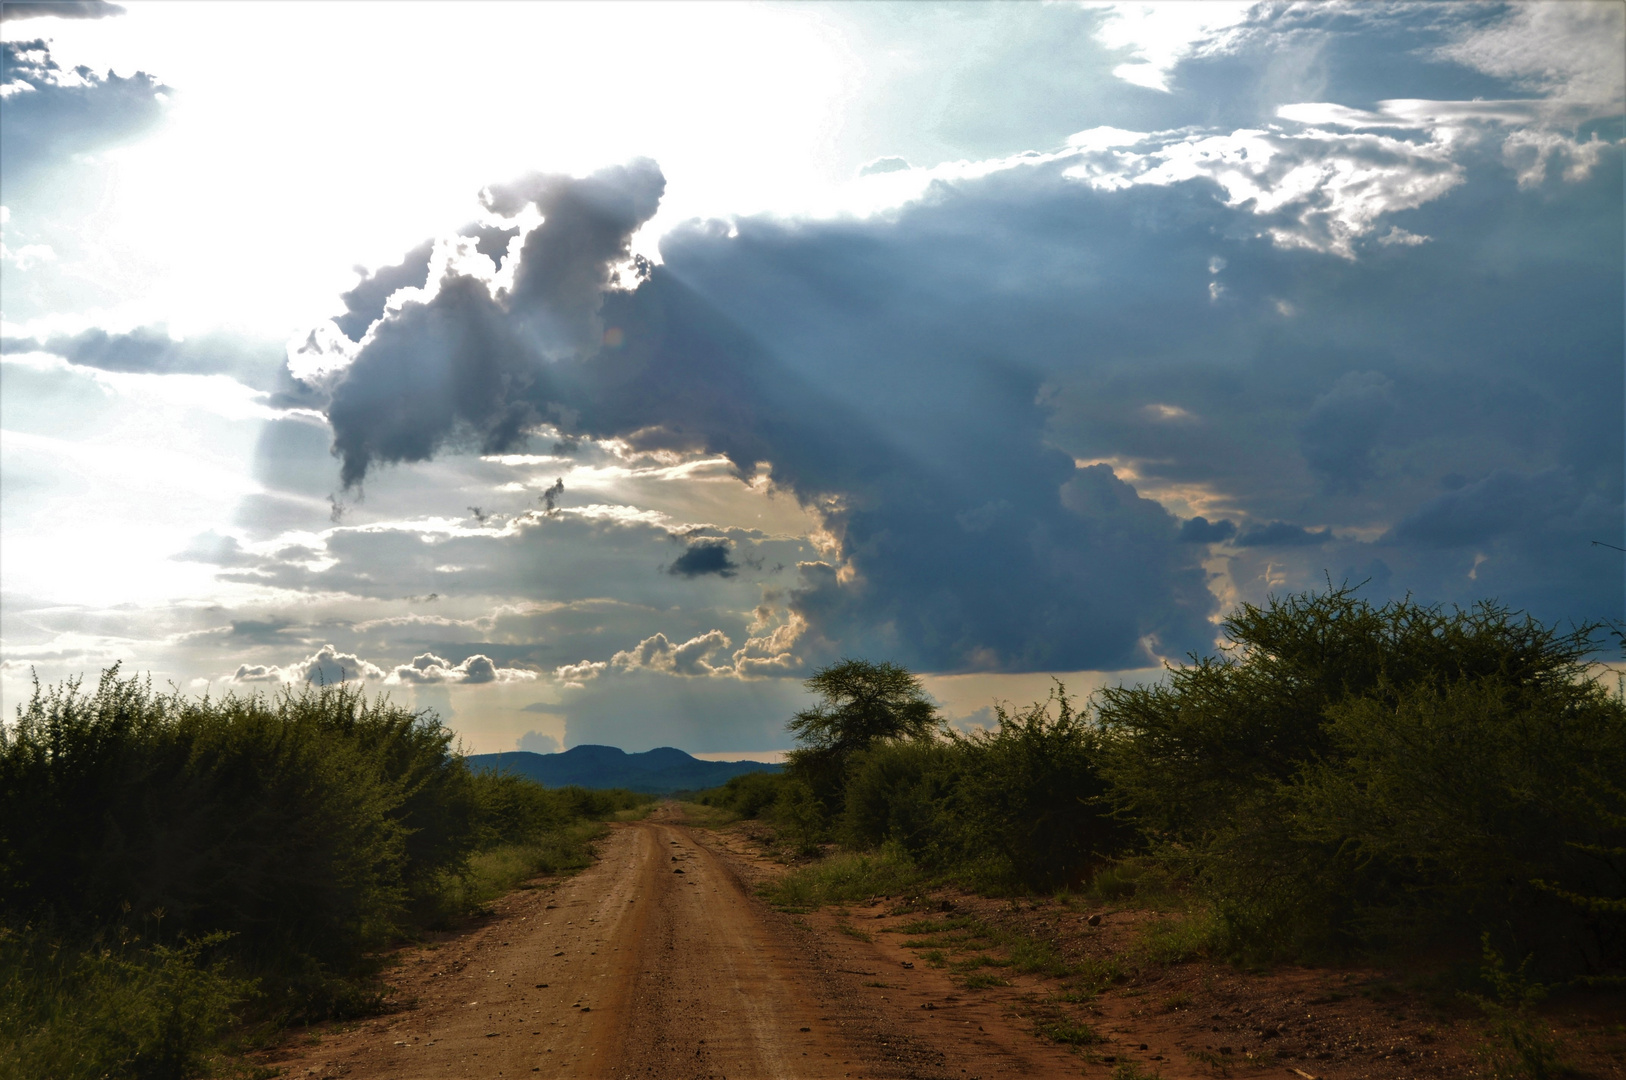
[762,847,926,911]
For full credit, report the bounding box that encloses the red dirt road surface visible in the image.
[262,807,1625,1079]
[268,810,1080,1079]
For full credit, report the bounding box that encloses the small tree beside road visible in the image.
[785,659,939,818]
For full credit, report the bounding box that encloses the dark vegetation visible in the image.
[699,588,1626,994]
[0,670,648,1080]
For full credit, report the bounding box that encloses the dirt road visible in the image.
[270,810,1081,1079]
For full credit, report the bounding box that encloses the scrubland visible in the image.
[2,585,1621,1078]
[694,588,1626,1078]
[0,677,647,1079]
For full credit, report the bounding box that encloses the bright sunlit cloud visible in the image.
[2,1,1619,753]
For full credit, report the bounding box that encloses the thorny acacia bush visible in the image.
[0,667,638,1078]
[0,667,477,1013]
[817,678,1129,890]
[0,926,249,1080]
[1097,587,1626,976]
[693,769,785,820]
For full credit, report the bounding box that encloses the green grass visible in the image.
[762,848,927,912]
[1133,909,1223,966]
[1007,936,1072,977]
[433,822,607,914]
[949,953,1003,972]
[1032,1010,1102,1046]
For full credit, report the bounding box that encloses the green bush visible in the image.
[0,666,651,1076]
[841,740,963,858]
[694,770,786,819]
[0,668,478,1012]
[0,925,251,1080]
[947,685,1130,889]
[1097,587,1626,973]
[838,685,1129,891]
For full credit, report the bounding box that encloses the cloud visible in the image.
[611,629,733,677]
[859,156,911,176]
[334,241,433,342]
[552,611,804,685]
[554,659,607,686]
[231,643,384,686]
[388,651,536,684]
[279,29,1617,679]
[1085,1,1258,93]
[1,39,169,188]
[305,161,1222,673]
[173,531,260,568]
[668,540,737,578]
[3,326,285,389]
[517,729,561,754]
[1299,371,1395,492]
[1178,516,1237,544]
[0,2,125,22]
[1065,124,1465,257]
[1390,468,1588,550]
[1437,2,1624,111]
[322,160,666,487]
[1234,521,1333,548]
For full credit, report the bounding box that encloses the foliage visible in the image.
[692,770,787,819]
[0,666,649,1077]
[946,685,1130,888]
[785,659,938,814]
[1467,935,1569,1080]
[838,684,1130,890]
[0,925,251,1080]
[762,845,926,911]
[841,739,964,858]
[1097,587,1626,972]
[0,668,477,1012]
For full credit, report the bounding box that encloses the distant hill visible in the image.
[464,744,782,794]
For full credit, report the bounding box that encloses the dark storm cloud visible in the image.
[334,241,433,342]
[1389,468,1607,550]
[1234,521,1335,548]
[0,38,167,187]
[315,160,1215,672]
[659,145,1618,629]
[462,222,520,266]
[669,541,738,579]
[1178,516,1237,544]
[4,326,284,389]
[312,98,1620,668]
[0,2,124,22]
[324,160,667,487]
[1299,371,1395,492]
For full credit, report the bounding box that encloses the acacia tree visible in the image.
[785,659,939,813]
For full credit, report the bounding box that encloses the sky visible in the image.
[2,0,1621,757]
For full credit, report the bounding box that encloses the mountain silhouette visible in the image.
[464,744,781,793]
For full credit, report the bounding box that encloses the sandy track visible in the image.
[268,812,1082,1079]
